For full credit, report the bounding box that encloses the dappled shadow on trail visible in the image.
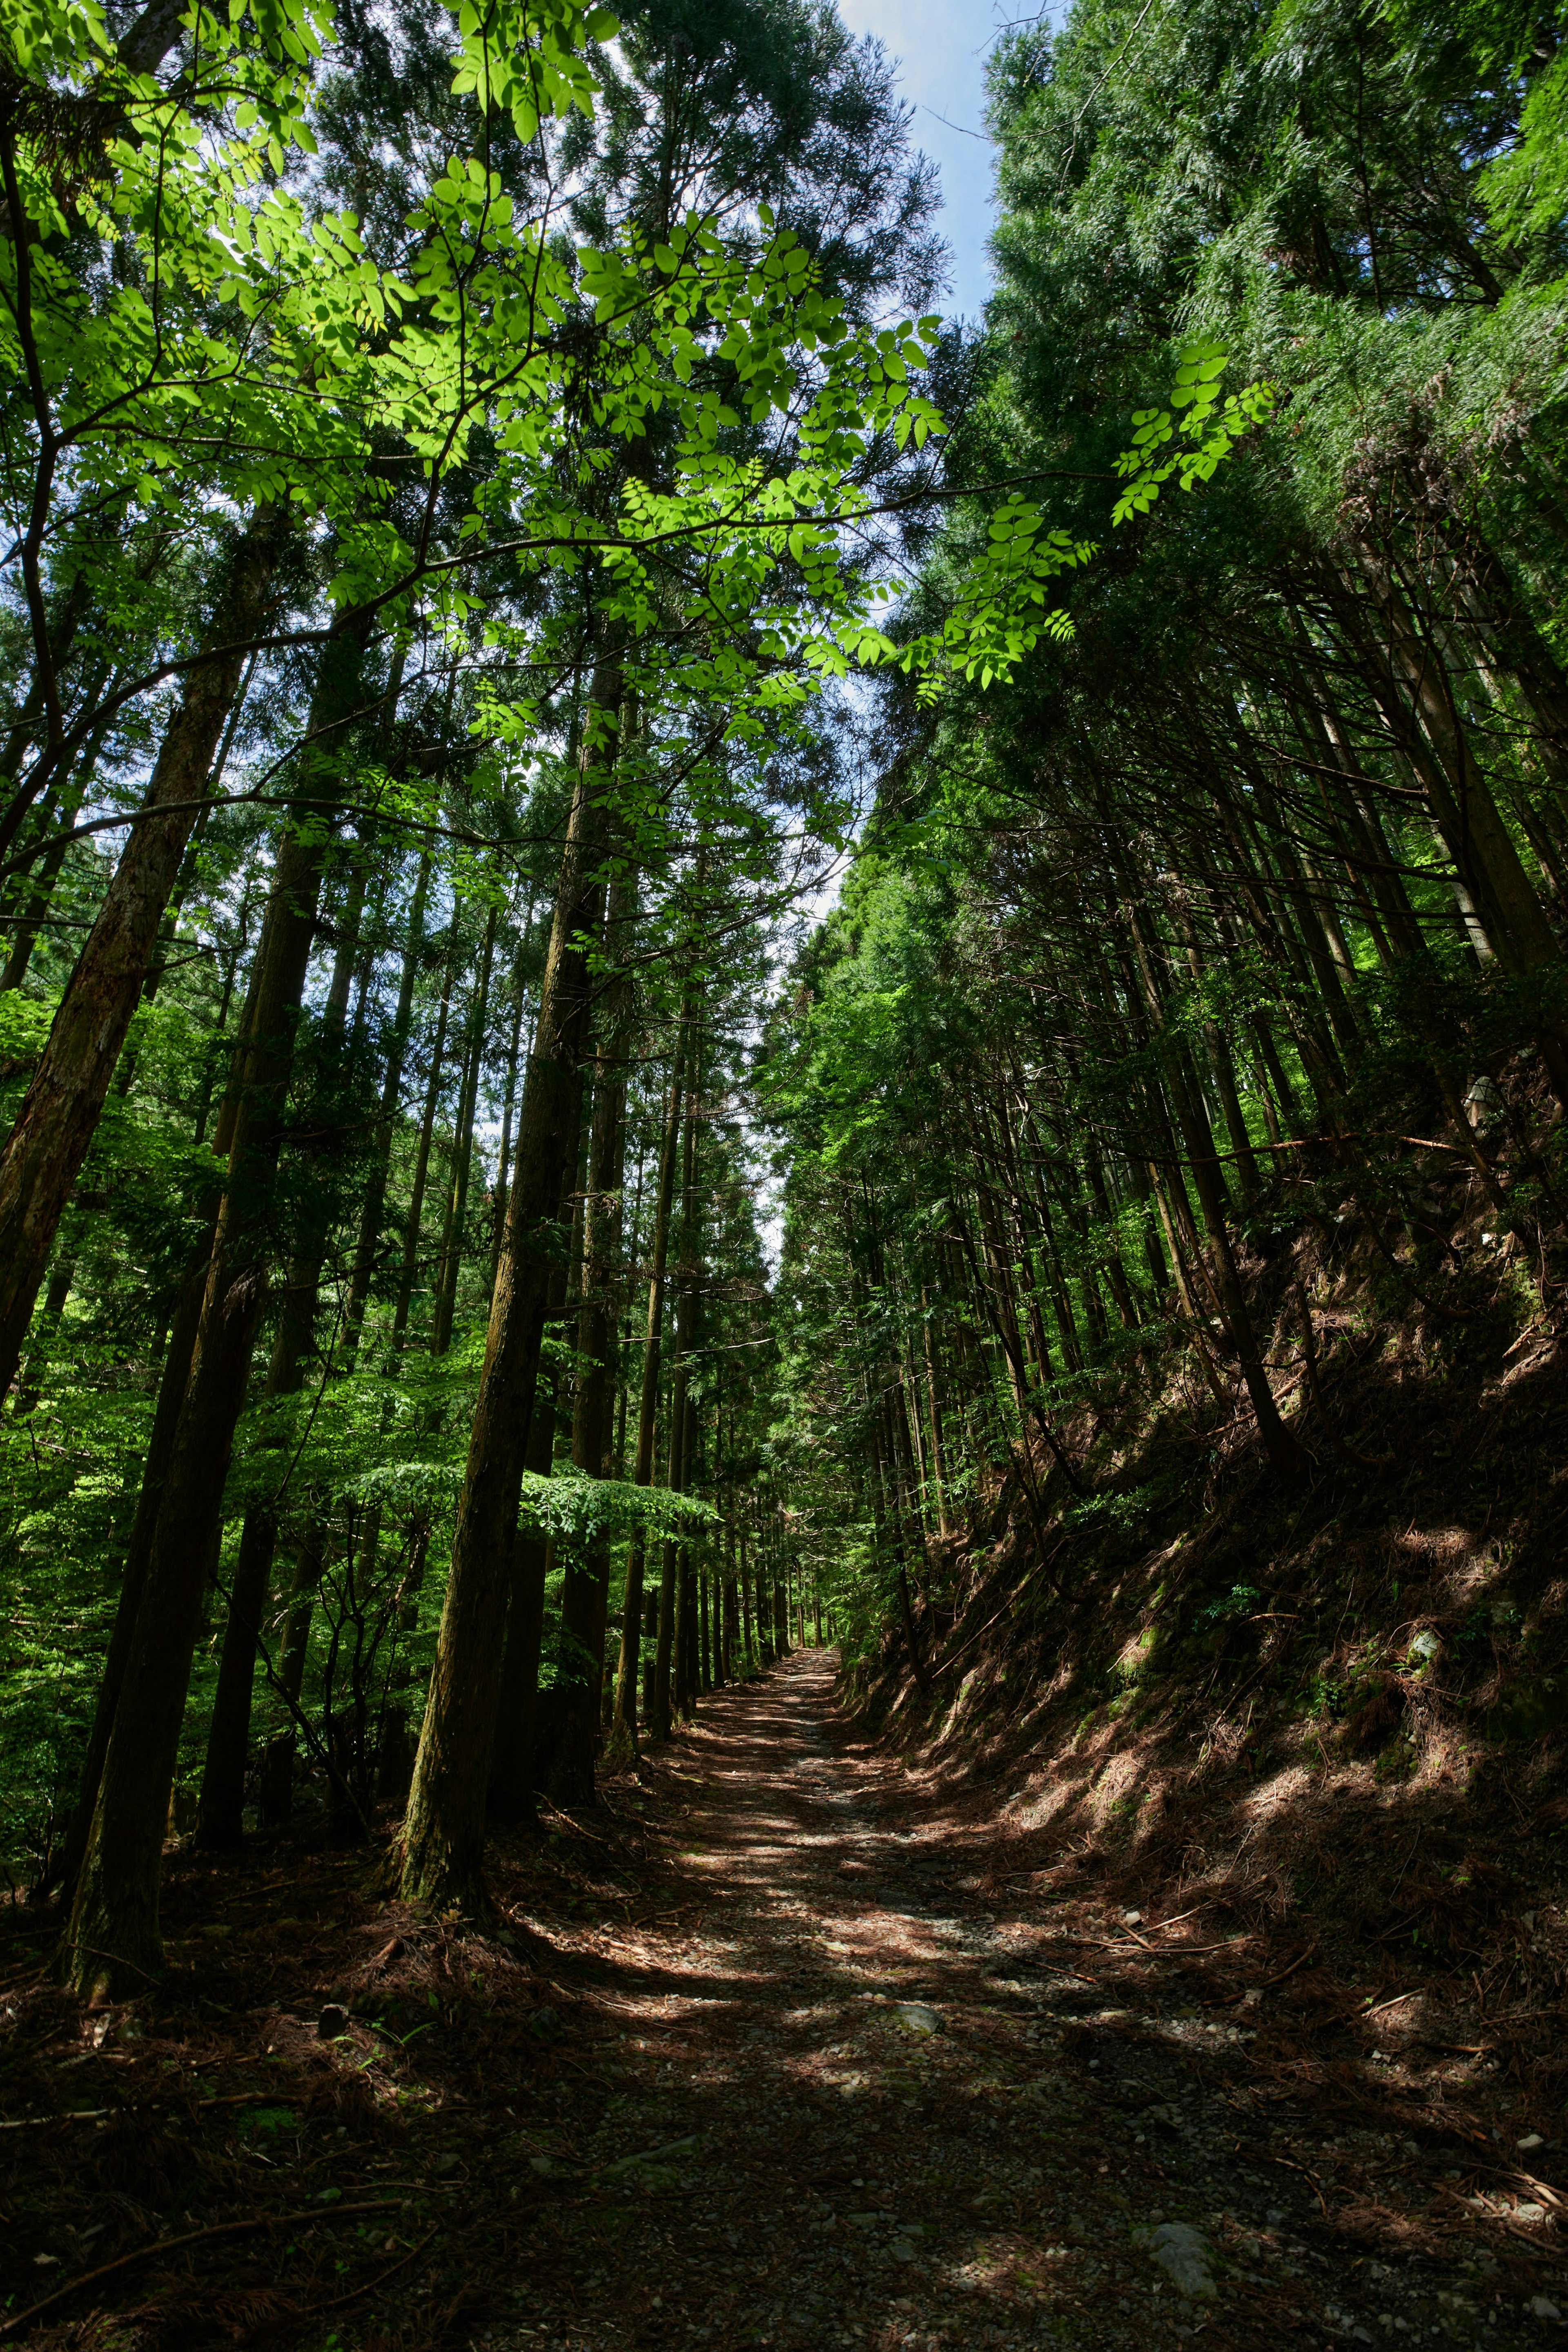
[2,1650,1560,2350]
[479,1650,1561,2352]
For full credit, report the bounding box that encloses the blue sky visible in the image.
[836,0,1015,322]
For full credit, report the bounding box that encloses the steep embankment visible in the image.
[845,1092,1568,2322]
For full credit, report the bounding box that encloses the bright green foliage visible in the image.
[1111,341,1277,524]
[755,0,1568,1658]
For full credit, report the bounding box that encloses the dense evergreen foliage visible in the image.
[762,0,1568,1679]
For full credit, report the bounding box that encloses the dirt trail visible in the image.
[505,1650,1541,2352]
[3,1651,1555,2349]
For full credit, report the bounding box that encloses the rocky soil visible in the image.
[2,1648,1564,2349]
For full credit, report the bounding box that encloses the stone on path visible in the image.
[1134,2219,1216,2298]
[894,2002,942,2035]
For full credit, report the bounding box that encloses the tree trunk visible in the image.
[547,869,633,1806]
[52,1232,212,1906]
[1169,887,1262,1199]
[486,1044,587,1824]
[1,684,115,993]
[343,851,432,1361]
[486,1392,561,1824]
[51,939,264,1907]
[489,891,537,1295]
[1342,555,1568,1095]
[610,1021,688,1750]
[0,570,92,858]
[736,1531,752,1666]
[194,885,365,1848]
[0,512,286,1403]
[265,850,434,1786]
[391,924,457,1344]
[698,1568,711,1693]
[432,902,498,1355]
[676,1398,700,1719]
[277,1515,328,1705]
[650,1348,690,1741]
[1123,884,1303,1471]
[649,1047,699,1741]
[397,661,619,1910]
[919,1285,953,1537]
[61,627,363,1998]
[865,1382,927,1692]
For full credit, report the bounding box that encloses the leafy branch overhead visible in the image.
[0,0,1270,809]
[344,1460,717,1560]
[1111,341,1278,527]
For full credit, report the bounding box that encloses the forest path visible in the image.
[502,1650,1459,2352]
[3,1651,1526,2349]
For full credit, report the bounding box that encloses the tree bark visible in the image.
[649,1048,698,1741]
[194,879,366,1848]
[486,1384,563,1824]
[396,658,619,1910]
[610,1021,688,1750]
[431,902,498,1355]
[0,511,285,1403]
[547,868,633,1805]
[62,625,364,1998]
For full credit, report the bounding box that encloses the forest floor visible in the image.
[2,1648,1565,2352]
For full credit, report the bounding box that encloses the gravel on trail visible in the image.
[479,1650,1553,2352]
[4,1650,1558,2350]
